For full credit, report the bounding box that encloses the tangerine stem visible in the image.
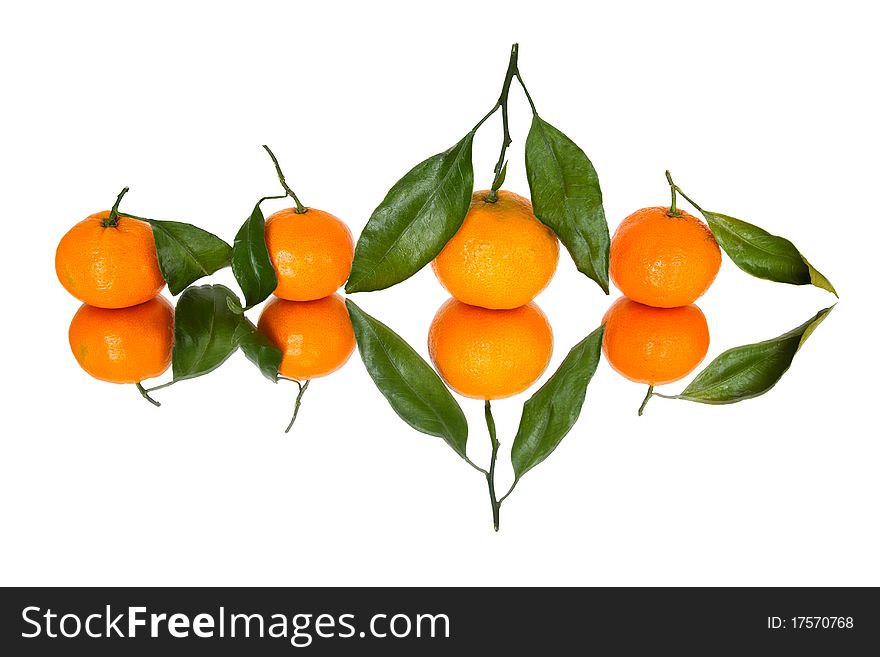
[465,457,489,477]
[262,145,307,214]
[136,382,161,407]
[486,44,519,202]
[484,400,501,532]
[638,385,654,416]
[664,172,705,214]
[104,186,130,227]
[665,171,681,217]
[257,193,289,206]
[673,185,704,213]
[471,103,500,134]
[118,211,150,221]
[515,70,538,115]
[144,380,176,394]
[285,379,310,434]
[498,477,517,505]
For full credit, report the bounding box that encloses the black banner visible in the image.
[1,587,876,654]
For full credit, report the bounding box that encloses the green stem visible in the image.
[144,380,176,394]
[470,43,532,203]
[257,193,289,206]
[285,379,310,433]
[638,385,654,416]
[470,44,520,133]
[104,186,130,227]
[464,457,489,476]
[665,171,681,217]
[136,382,161,407]
[484,400,501,531]
[498,478,517,505]
[471,104,500,134]
[485,44,520,201]
[515,70,538,115]
[262,145,307,214]
[664,171,705,214]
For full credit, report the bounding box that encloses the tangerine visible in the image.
[432,190,559,310]
[602,296,709,385]
[609,206,721,308]
[428,298,553,400]
[257,293,355,380]
[68,296,174,383]
[265,208,354,301]
[56,211,165,308]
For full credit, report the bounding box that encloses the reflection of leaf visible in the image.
[146,220,231,295]
[346,133,474,293]
[236,320,283,383]
[525,116,609,293]
[172,285,246,382]
[701,210,837,296]
[511,326,604,480]
[670,306,834,404]
[346,300,468,459]
[231,203,277,308]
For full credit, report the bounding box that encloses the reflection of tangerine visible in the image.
[609,207,721,308]
[257,294,355,380]
[602,296,709,385]
[55,212,165,308]
[428,299,553,400]
[265,208,354,301]
[68,297,174,383]
[432,190,559,309]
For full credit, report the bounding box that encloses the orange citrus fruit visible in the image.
[601,296,709,385]
[55,211,165,308]
[432,190,559,310]
[265,208,354,301]
[68,296,174,383]
[257,293,355,380]
[428,299,553,400]
[609,207,721,308]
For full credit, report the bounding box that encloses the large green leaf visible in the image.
[511,326,604,481]
[346,300,468,459]
[525,116,610,294]
[146,220,231,295]
[236,319,283,383]
[701,211,837,296]
[345,133,475,293]
[172,285,246,381]
[231,202,278,309]
[671,306,834,404]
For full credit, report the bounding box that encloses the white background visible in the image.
[1,0,877,586]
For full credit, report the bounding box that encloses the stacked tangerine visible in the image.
[257,205,356,381]
[603,201,722,386]
[428,190,559,400]
[55,204,174,386]
[54,193,359,392]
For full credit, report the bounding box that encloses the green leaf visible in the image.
[172,284,247,382]
[511,326,604,481]
[701,211,837,296]
[672,306,834,404]
[231,202,278,308]
[346,300,468,459]
[525,116,610,294]
[235,319,283,383]
[146,220,231,295]
[491,161,507,192]
[345,133,475,293]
